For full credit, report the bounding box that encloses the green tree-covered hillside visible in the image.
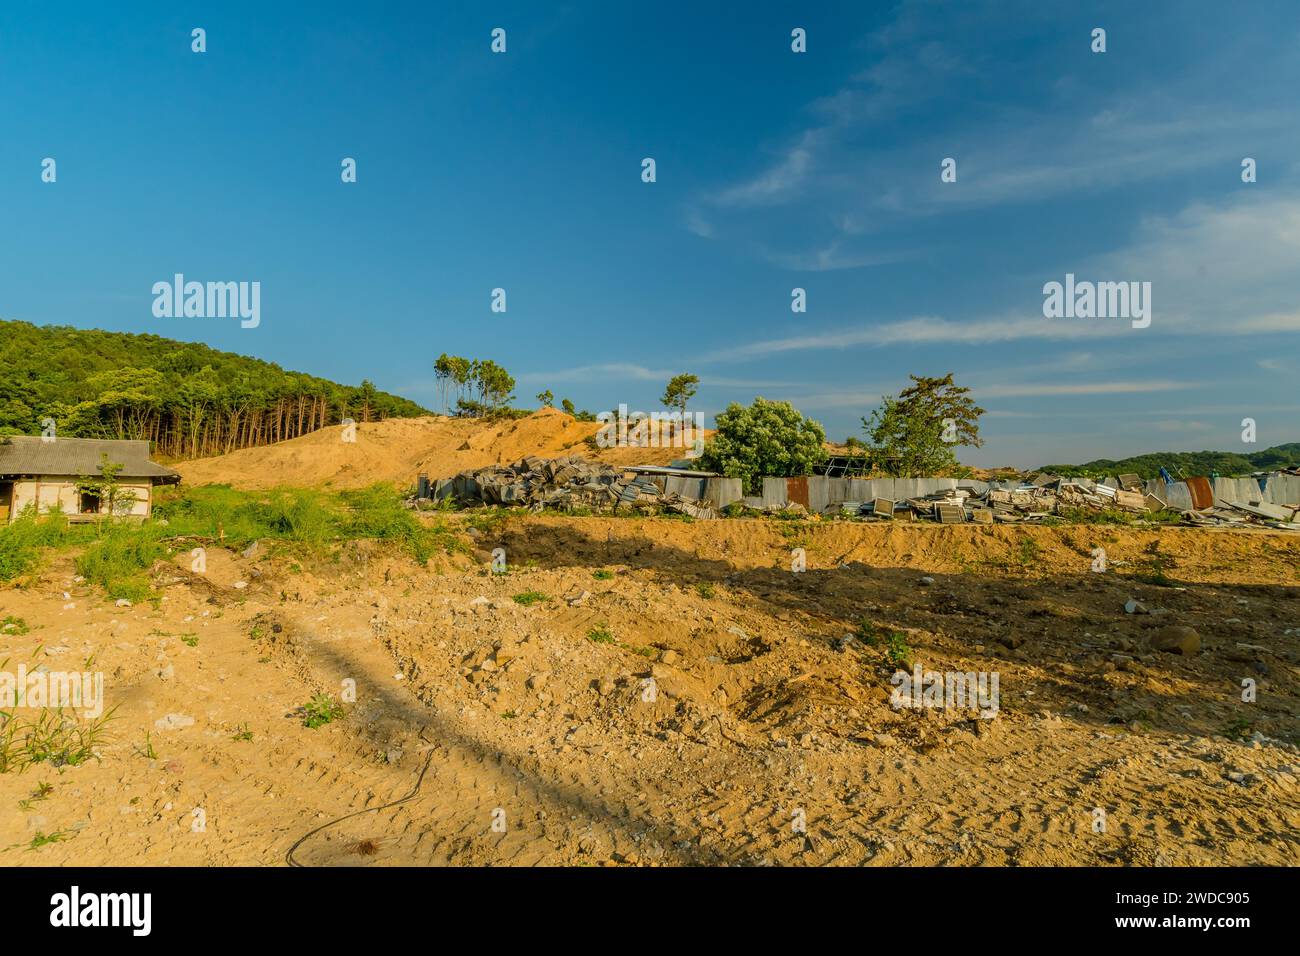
[0,320,428,458]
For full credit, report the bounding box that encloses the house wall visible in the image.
[7,476,152,523]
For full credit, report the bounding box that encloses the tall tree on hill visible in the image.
[661,373,699,416]
[434,353,472,414]
[472,359,515,412]
[863,373,985,477]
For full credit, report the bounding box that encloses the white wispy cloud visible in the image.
[975,380,1193,398]
[688,0,1299,272]
[703,314,1129,362]
[699,192,1300,359]
[517,363,668,384]
[518,363,796,391]
[711,131,818,209]
[785,378,1191,411]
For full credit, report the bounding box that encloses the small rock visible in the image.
[1124,599,1148,615]
[115,598,132,608]
[918,576,935,587]
[154,713,195,731]
[659,649,679,665]
[1150,625,1201,656]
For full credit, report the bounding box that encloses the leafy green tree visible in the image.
[561,398,576,416]
[434,354,472,414]
[536,389,554,408]
[662,373,701,417]
[699,398,827,494]
[473,359,515,411]
[863,373,985,477]
[75,453,138,518]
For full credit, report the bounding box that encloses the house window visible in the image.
[79,491,101,515]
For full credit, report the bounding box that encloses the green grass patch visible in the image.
[885,631,913,669]
[0,707,117,772]
[25,830,73,850]
[0,511,90,582]
[586,624,616,645]
[511,590,550,606]
[300,693,345,729]
[1,616,30,636]
[74,523,168,602]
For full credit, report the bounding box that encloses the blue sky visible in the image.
[1,0,1297,467]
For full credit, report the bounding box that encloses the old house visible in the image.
[0,436,179,524]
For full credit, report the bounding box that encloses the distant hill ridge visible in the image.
[0,319,428,458]
[1037,443,1300,480]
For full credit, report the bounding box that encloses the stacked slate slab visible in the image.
[426,456,741,518]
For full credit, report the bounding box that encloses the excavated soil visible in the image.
[2,517,1299,866]
[175,408,697,490]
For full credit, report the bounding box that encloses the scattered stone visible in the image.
[1124,599,1148,615]
[1150,625,1201,656]
[154,713,195,731]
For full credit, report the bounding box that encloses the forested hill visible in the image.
[1037,443,1300,479]
[0,320,429,458]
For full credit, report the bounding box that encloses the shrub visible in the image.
[300,693,345,729]
[698,398,827,495]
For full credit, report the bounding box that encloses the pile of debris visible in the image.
[759,471,1300,529]
[411,456,741,519]
[892,474,1167,525]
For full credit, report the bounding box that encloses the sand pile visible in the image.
[176,408,700,490]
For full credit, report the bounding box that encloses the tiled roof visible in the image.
[0,436,179,480]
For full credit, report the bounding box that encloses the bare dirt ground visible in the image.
[175,408,696,489]
[3,517,1299,866]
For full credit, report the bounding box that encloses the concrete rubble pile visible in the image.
[755,471,1300,529]
[413,456,742,519]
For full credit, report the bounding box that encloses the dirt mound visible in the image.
[176,408,700,490]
